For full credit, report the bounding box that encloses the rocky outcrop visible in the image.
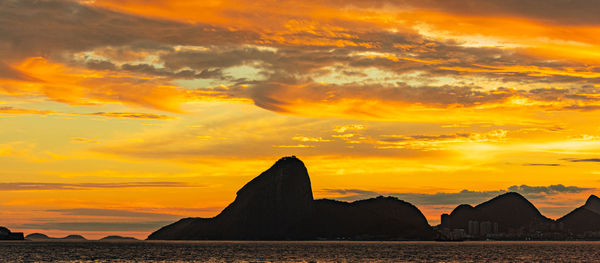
[0,227,24,240]
[148,156,434,240]
[558,195,600,234]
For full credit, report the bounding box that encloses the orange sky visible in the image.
[1,0,600,239]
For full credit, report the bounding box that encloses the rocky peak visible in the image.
[235,155,313,202]
[212,156,314,239]
[584,194,600,215]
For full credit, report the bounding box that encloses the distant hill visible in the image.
[148,156,435,240]
[26,233,87,240]
[558,195,600,234]
[0,227,24,240]
[26,233,51,240]
[441,192,553,235]
[100,235,138,241]
[62,235,87,240]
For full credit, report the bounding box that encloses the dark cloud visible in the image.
[84,59,118,71]
[244,82,515,113]
[18,221,171,231]
[424,0,600,25]
[158,44,599,112]
[0,0,257,61]
[524,163,561,166]
[1,0,598,114]
[48,208,180,220]
[0,61,39,81]
[561,105,600,112]
[0,106,53,115]
[321,189,378,197]
[321,188,506,205]
[507,184,593,194]
[328,0,600,25]
[567,158,600,163]
[120,63,224,80]
[321,184,594,205]
[84,112,174,120]
[0,182,199,191]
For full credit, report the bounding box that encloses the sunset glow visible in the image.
[2,0,600,239]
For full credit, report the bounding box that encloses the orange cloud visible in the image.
[2,57,188,111]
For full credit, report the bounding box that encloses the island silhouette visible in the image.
[26,233,87,241]
[148,156,600,241]
[149,156,434,240]
[0,226,24,240]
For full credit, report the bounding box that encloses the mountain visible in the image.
[26,233,51,240]
[441,192,553,235]
[310,197,434,240]
[26,233,87,240]
[558,195,600,234]
[62,235,87,240]
[0,226,24,240]
[148,156,434,240]
[584,194,600,215]
[100,235,138,241]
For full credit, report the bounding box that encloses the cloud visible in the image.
[321,188,505,204]
[0,61,38,81]
[333,124,366,133]
[508,184,593,194]
[524,163,561,167]
[84,112,174,120]
[0,106,53,115]
[321,184,594,205]
[567,158,600,163]
[380,0,600,26]
[244,82,516,114]
[1,0,600,118]
[372,130,507,150]
[48,208,180,220]
[0,0,257,61]
[0,182,200,191]
[18,221,172,231]
[292,136,331,142]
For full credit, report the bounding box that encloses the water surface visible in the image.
[1,240,600,262]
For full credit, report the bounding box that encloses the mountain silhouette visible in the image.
[100,235,138,241]
[26,233,87,240]
[0,226,24,240]
[441,192,553,233]
[62,235,87,240]
[558,195,600,234]
[25,233,51,240]
[148,156,434,240]
[310,196,434,240]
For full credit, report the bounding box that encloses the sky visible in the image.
[1,0,600,239]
